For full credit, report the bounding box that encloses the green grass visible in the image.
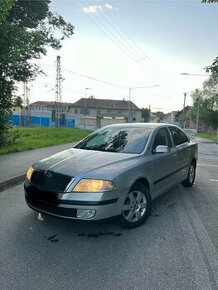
[0,127,90,155]
[196,132,218,142]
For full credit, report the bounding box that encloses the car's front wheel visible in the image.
[120,182,151,228]
[182,160,196,187]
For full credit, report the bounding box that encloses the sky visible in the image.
[21,0,218,113]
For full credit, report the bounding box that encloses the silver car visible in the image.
[24,123,198,228]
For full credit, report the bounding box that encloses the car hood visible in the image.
[34,148,138,177]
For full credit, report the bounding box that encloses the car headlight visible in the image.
[26,166,34,180]
[72,179,116,192]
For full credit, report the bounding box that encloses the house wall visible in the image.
[23,102,142,129]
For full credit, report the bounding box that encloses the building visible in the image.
[12,98,142,130]
[174,106,196,129]
[69,97,141,129]
[162,111,179,124]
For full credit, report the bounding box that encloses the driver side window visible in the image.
[152,128,172,152]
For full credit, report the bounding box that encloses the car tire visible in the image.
[119,182,151,229]
[182,160,196,187]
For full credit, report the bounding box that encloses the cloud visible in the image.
[82,5,102,14]
[105,3,113,9]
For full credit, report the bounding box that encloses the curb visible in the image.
[0,173,26,192]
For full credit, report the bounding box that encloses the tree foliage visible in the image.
[205,57,218,76]
[156,111,165,123]
[13,96,23,108]
[202,0,218,76]
[202,0,218,3]
[191,76,218,129]
[0,0,74,144]
[141,107,151,122]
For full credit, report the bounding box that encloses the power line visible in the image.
[35,80,85,95]
[83,10,161,83]
[102,9,166,82]
[103,8,180,88]
[74,1,161,82]
[40,63,127,89]
[77,1,181,89]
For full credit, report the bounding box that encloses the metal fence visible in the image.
[10,115,75,128]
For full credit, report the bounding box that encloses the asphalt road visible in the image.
[0,142,217,290]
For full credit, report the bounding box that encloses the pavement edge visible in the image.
[0,174,26,192]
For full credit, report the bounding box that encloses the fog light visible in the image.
[76,209,96,219]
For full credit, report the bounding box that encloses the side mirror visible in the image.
[153,145,170,154]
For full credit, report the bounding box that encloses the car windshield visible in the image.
[75,127,151,154]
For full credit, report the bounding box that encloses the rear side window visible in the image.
[169,127,189,146]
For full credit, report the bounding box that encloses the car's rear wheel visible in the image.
[120,182,151,228]
[182,160,196,187]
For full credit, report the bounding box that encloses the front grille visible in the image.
[31,170,72,191]
[25,185,59,206]
[26,198,77,218]
[25,184,77,218]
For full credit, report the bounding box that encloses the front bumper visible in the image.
[24,180,123,220]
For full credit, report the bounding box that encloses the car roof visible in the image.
[104,123,177,129]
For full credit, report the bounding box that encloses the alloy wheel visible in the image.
[122,190,147,223]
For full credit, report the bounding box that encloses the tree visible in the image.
[156,111,165,123]
[202,0,218,75]
[141,108,151,122]
[203,76,218,110]
[0,0,74,144]
[205,57,218,76]
[0,79,14,146]
[191,77,218,129]
[13,96,23,108]
[202,0,218,3]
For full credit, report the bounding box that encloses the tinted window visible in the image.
[169,127,188,146]
[75,127,152,154]
[152,128,172,151]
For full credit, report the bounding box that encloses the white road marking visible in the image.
[198,164,218,168]
[209,179,218,182]
[199,157,218,160]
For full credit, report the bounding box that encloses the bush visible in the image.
[0,129,20,148]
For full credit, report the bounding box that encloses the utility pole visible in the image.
[23,81,30,126]
[182,92,186,128]
[180,72,210,131]
[84,88,92,129]
[55,55,62,127]
[196,99,200,133]
[128,88,131,122]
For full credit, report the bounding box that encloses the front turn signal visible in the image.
[26,166,34,181]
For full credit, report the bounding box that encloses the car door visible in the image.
[168,126,191,181]
[151,127,178,198]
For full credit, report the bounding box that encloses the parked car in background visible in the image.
[24,123,198,228]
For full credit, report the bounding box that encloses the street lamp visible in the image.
[181,73,210,77]
[182,92,187,129]
[84,87,92,129]
[128,85,159,122]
